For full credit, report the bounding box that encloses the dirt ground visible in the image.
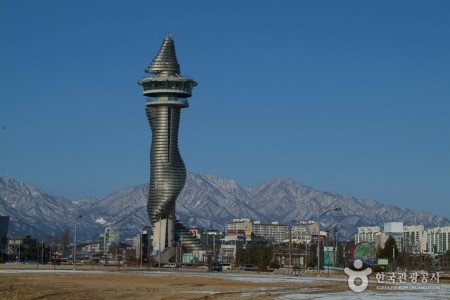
[0,265,349,300]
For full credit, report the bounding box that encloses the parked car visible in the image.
[221,263,232,270]
[208,262,223,272]
[162,263,177,268]
[238,264,258,271]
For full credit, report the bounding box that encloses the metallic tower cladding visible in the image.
[138,35,197,252]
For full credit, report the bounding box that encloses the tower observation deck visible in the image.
[138,35,199,258]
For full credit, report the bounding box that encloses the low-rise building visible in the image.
[226,218,252,241]
[188,227,203,239]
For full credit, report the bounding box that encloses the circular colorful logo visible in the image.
[350,242,377,266]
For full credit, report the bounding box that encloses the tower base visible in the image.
[152,218,175,252]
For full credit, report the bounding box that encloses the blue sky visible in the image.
[1,1,449,219]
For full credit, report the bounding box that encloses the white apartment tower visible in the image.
[252,221,288,243]
[355,226,382,245]
[426,226,450,254]
[403,225,426,254]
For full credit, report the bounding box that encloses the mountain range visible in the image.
[0,174,448,241]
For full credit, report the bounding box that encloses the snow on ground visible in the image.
[278,287,450,300]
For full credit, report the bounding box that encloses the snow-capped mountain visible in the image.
[0,177,102,240]
[0,174,448,240]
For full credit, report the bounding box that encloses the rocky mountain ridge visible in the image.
[0,174,448,240]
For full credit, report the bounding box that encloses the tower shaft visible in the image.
[139,35,197,254]
[146,105,186,249]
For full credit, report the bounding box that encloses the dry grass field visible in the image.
[0,265,348,300]
[1,264,448,299]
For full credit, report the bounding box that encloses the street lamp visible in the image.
[178,234,183,270]
[158,214,162,270]
[173,232,183,270]
[316,207,341,277]
[73,214,82,270]
[175,233,183,269]
[140,228,143,270]
[207,231,222,263]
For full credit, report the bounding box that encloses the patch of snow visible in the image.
[95,217,107,225]
[179,291,219,294]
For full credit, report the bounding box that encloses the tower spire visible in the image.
[139,36,197,101]
[145,35,180,74]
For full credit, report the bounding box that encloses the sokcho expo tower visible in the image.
[138,36,202,260]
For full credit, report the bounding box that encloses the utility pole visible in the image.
[73,214,82,270]
[73,224,77,269]
[288,227,292,274]
[179,235,183,269]
[316,207,341,277]
[316,210,321,276]
[393,246,396,271]
[41,240,44,265]
[140,228,143,270]
[333,227,337,267]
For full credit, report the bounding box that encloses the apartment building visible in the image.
[355,223,428,254]
[426,226,450,254]
[403,225,426,254]
[252,221,288,243]
[354,226,382,245]
[291,221,313,244]
[99,226,120,254]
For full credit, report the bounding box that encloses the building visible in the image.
[291,221,314,244]
[384,222,403,234]
[354,226,382,245]
[226,218,252,241]
[220,219,251,263]
[384,222,404,252]
[80,241,101,259]
[7,235,37,262]
[99,226,120,256]
[252,221,288,243]
[132,226,152,262]
[403,225,426,254]
[0,216,9,254]
[426,226,450,254]
[138,35,200,259]
[221,229,246,263]
[355,223,427,254]
[188,227,203,239]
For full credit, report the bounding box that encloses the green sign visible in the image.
[377,258,389,265]
[324,247,336,267]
